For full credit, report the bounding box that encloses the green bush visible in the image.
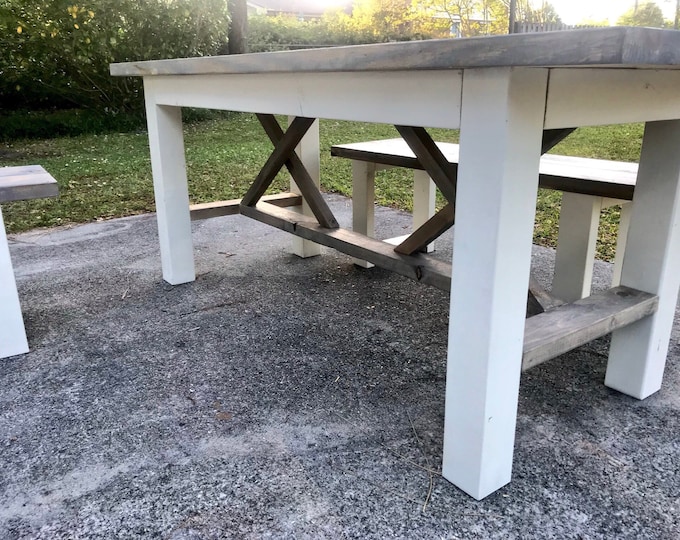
[0,0,230,115]
[247,14,377,52]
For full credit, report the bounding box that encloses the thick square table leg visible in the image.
[606,120,680,399]
[289,118,322,258]
[351,160,377,268]
[145,93,195,285]
[442,67,548,500]
[552,192,602,302]
[0,207,29,358]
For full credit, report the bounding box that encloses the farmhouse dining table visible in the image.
[111,27,680,500]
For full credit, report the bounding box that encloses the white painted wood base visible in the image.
[0,207,29,359]
[442,67,548,500]
[552,194,630,302]
[144,97,195,285]
[606,120,680,399]
[351,161,376,268]
[552,193,602,302]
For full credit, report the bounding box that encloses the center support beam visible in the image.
[243,114,339,230]
[392,127,576,257]
[442,67,549,500]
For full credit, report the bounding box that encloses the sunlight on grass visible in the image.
[0,114,643,261]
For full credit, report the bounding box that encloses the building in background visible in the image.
[247,1,353,21]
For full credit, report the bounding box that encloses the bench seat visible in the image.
[1,165,59,359]
[331,138,637,302]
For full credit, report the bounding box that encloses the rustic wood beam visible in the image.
[393,127,578,256]
[189,192,301,221]
[255,114,339,229]
[522,286,658,370]
[541,127,577,154]
[240,201,453,290]
[240,115,314,206]
[395,125,457,204]
[394,203,454,255]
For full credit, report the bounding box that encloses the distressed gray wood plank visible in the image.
[256,114,339,229]
[395,126,457,204]
[331,139,637,200]
[522,286,658,371]
[189,192,301,221]
[394,204,454,256]
[0,165,59,203]
[111,28,680,77]
[239,202,452,291]
[240,116,316,207]
[528,274,565,312]
[239,202,581,317]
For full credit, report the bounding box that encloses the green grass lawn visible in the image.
[0,113,643,261]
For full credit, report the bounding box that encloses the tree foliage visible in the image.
[617,2,667,27]
[0,0,229,113]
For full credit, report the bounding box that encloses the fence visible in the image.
[513,22,604,33]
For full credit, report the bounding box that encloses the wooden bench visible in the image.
[331,138,637,303]
[0,165,59,359]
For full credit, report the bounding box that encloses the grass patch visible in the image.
[0,114,642,261]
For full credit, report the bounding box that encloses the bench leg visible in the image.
[412,170,436,253]
[611,201,632,287]
[552,192,602,302]
[606,120,680,399]
[289,117,322,258]
[351,160,376,268]
[443,67,547,499]
[351,164,435,266]
[145,98,195,285]
[0,207,29,358]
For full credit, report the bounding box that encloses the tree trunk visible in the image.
[228,0,248,55]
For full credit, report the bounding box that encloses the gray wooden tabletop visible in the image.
[111,27,680,77]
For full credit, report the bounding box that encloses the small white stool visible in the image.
[1,165,58,359]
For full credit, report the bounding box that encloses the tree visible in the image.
[228,0,248,54]
[351,0,420,41]
[617,2,665,27]
[0,0,230,112]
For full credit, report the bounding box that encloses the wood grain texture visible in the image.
[522,286,658,371]
[255,114,338,229]
[0,165,59,203]
[395,126,457,204]
[240,116,315,207]
[239,201,452,291]
[394,203,454,255]
[111,28,680,77]
[189,192,301,221]
[331,139,637,200]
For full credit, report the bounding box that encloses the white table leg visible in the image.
[351,160,376,268]
[289,118,322,258]
[413,170,436,253]
[606,120,680,399]
[442,67,548,500]
[611,200,632,286]
[552,192,602,302]
[0,207,29,358]
[145,95,195,285]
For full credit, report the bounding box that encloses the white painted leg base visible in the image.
[0,207,29,359]
[606,120,680,400]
